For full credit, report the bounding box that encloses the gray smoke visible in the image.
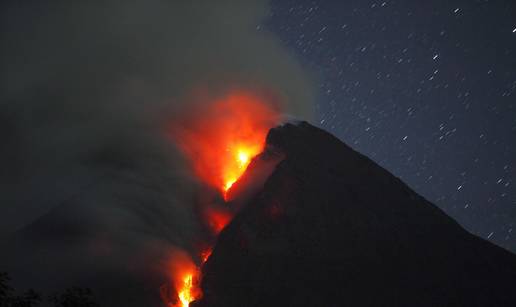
[0,0,314,305]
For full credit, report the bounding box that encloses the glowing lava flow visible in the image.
[170,91,281,200]
[171,247,213,307]
[178,274,195,307]
[165,251,202,307]
[222,147,256,199]
[167,91,281,306]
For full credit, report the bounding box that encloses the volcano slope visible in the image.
[193,122,516,307]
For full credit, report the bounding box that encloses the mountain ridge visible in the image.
[194,121,516,307]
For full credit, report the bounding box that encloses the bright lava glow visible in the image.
[178,274,195,307]
[165,252,202,307]
[167,91,281,307]
[237,150,250,167]
[223,149,252,193]
[222,146,259,198]
[170,91,280,200]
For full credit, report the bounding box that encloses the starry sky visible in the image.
[265,0,516,252]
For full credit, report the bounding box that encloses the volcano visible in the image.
[192,122,516,307]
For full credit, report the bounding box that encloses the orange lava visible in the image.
[177,273,196,307]
[166,90,281,307]
[171,91,281,200]
[200,248,212,264]
[166,252,202,307]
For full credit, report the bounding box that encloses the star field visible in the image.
[266,0,516,252]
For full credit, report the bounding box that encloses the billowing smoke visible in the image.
[0,0,314,305]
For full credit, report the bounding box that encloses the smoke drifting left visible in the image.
[0,1,314,306]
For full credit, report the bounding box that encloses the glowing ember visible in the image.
[170,91,281,200]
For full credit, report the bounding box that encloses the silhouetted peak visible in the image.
[194,122,516,307]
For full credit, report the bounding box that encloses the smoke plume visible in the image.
[0,0,314,305]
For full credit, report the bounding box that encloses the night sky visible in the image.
[265,0,516,252]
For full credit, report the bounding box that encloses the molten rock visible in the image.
[192,122,516,307]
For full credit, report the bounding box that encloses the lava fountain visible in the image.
[166,90,282,306]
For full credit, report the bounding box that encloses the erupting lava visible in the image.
[177,274,195,307]
[166,90,282,306]
[223,147,253,192]
[171,91,281,200]
[165,251,202,307]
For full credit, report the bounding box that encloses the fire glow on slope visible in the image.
[165,251,203,307]
[171,91,281,200]
[167,91,281,306]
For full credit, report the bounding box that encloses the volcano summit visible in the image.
[192,122,516,307]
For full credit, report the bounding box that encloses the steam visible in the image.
[0,0,314,305]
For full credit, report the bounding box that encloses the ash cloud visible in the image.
[0,0,314,305]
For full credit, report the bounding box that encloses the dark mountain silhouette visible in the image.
[193,122,516,307]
